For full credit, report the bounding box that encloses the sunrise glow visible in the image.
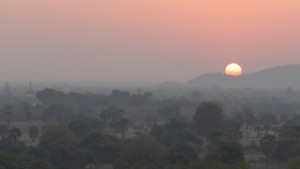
[225,63,242,76]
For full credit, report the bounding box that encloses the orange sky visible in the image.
[1,0,300,81]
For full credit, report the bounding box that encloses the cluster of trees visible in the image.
[0,102,252,169]
[271,116,300,164]
[35,89,195,123]
[1,87,300,169]
[36,89,154,108]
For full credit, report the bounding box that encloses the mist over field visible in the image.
[0,64,299,168]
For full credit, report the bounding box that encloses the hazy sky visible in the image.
[1,0,300,81]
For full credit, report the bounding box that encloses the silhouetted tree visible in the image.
[8,128,21,145]
[151,120,202,148]
[168,142,198,166]
[49,146,86,169]
[279,120,300,143]
[158,105,181,122]
[0,124,8,139]
[79,133,121,164]
[206,140,245,165]
[68,120,90,138]
[36,88,67,105]
[100,107,124,130]
[39,124,73,147]
[110,90,130,106]
[165,118,188,131]
[260,134,277,169]
[259,113,279,126]
[28,126,39,142]
[89,119,105,132]
[218,141,245,164]
[243,108,257,129]
[193,103,224,136]
[42,104,73,123]
[118,118,129,138]
[130,92,153,105]
[114,136,167,169]
[206,130,227,149]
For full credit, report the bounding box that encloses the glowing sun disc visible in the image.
[225,63,242,76]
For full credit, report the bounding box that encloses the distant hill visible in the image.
[187,64,300,89]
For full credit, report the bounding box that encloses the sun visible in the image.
[225,63,242,76]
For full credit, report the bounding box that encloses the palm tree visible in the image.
[119,118,129,139]
[292,125,300,143]
[28,126,39,142]
[260,134,277,169]
[255,125,263,138]
[8,127,22,144]
[100,107,125,130]
[89,119,105,132]
[0,124,8,139]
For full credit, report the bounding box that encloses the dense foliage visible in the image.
[0,88,299,169]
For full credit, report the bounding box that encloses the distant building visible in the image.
[26,82,40,106]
